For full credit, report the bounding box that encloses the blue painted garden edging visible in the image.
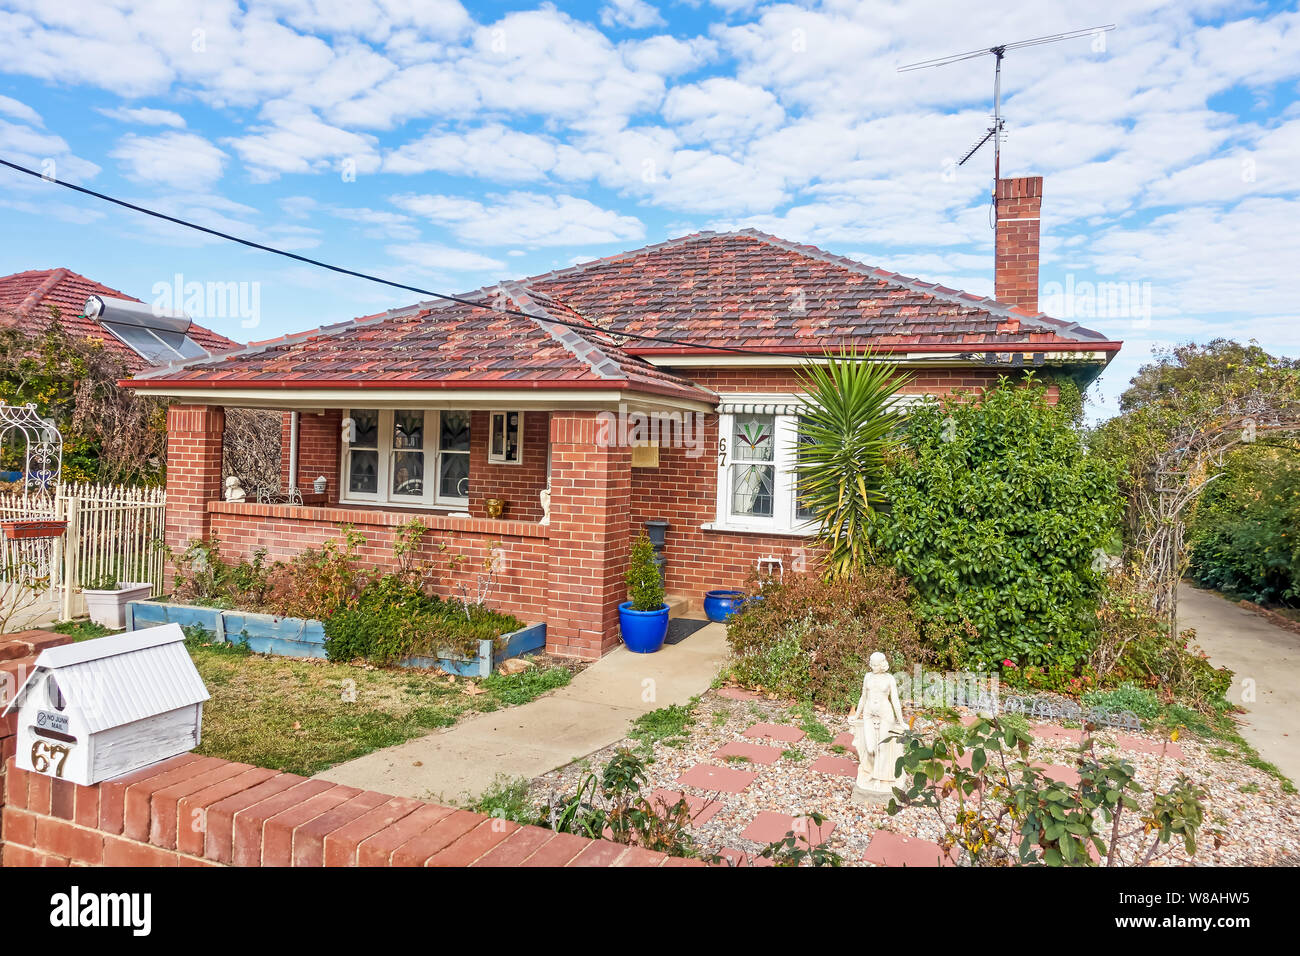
[125,600,545,677]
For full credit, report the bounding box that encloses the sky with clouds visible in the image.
[1,0,1297,420]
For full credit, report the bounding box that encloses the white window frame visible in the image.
[487,411,524,465]
[707,392,923,536]
[710,401,815,536]
[339,408,470,509]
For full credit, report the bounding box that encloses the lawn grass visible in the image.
[49,618,575,777]
[188,640,573,775]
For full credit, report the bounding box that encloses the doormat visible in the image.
[664,617,710,645]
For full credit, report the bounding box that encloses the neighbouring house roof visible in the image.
[0,268,240,371]
[124,230,1120,399]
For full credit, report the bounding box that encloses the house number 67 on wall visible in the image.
[31,739,72,778]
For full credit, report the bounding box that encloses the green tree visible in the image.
[872,376,1120,669]
[794,352,912,580]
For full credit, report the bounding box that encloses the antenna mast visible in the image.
[899,25,1114,222]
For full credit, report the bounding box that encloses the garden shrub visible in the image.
[1081,683,1162,720]
[725,568,943,710]
[871,376,1120,671]
[1089,572,1233,713]
[891,716,1207,866]
[263,526,372,620]
[1188,447,1300,606]
[625,533,665,611]
[323,575,525,665]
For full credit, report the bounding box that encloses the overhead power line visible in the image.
[0,156,1053,366]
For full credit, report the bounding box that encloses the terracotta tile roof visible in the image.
[528,230,1119,355]
[129,285,715,405]
[0,268,240,371]
[125,230,1119,395]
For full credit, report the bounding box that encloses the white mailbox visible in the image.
[2,624,209,786]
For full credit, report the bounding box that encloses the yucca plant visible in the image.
[794,352,911,581]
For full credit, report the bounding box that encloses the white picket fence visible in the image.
[0,483,167,625]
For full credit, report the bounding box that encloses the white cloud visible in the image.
[97,106,187,128]
[384,124,558,179]
[662,78,784,145]
[0,118,100,182]
[0,94,42,126]
[110,130,226,190]
[600,0,666,31]
[391,191,645,246]
[224,102,381,180]
[384,241,506,274]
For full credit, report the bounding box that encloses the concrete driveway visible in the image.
[314,620,729,804]
[1178,585,1300,783]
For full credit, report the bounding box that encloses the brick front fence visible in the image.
[0,632,693,868]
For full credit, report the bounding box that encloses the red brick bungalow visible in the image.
[125,176,1120,660]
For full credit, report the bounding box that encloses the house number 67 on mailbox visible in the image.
[30,739,73,778]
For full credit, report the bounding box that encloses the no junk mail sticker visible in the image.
[2,623,209,786]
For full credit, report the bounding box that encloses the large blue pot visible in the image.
[703,589,746,623]
[618,601,669,653]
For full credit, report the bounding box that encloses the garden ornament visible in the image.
[224,476,246,502]
[848,652,906,805]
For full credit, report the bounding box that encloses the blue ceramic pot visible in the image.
[618,601,669,653]
[703,589,746,623]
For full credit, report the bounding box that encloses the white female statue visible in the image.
[848,652,906,804]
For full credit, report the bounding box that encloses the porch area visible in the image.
[165,403,640,659]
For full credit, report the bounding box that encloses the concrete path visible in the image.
[1178,586,1300,783]
[314,621,729,804]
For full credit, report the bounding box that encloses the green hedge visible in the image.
[871,377,1120,670]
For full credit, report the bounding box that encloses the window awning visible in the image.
[717,401,806,416]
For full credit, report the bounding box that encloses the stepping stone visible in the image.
[676,764,759,793]
[740,811,836,847]
[832,731,857,750]
[1037,763,1081,787]
[1116,734,1185,759]
[743,722,806,743]
[810,755,858,778]
[717,686,761,701]
[648,789,723,825]
[1032,724,1084,744]
[863,830,955,867]
[712,740,784,765]
[717,846,774,867]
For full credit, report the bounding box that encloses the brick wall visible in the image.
[467,411,549,522]
[1,753,693,867]
[995,176,1043,313]
[280,410,344,503]
[207,502,551,625]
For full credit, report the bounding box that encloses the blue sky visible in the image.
[1,0,1298,420]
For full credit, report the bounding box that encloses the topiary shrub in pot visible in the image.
[619,533,669,653]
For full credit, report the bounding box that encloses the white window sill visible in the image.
[700,521,816,537]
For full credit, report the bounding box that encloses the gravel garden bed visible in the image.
[529,686,1300,867]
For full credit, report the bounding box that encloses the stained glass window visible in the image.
[731,414,774,517]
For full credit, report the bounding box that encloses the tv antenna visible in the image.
[898,25,1115,218]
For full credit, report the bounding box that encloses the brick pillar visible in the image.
[164,404,225,561]
[995,175,1043,313]
[545,411,632,659]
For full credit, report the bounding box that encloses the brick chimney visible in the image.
[994,176,1042,313]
